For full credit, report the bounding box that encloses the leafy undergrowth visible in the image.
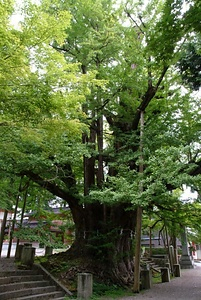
[35,252,133,299]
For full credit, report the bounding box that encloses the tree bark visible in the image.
[68,202,137,286]
[97,116,104,187]
[0,210,8,257]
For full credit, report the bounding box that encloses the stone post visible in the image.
[21,245,35,267]
[15,244,24,261]
[141,270,152,289]
[161,267,170,282]
[180,226,194,269]
[16,243,32,262]
[77,273,93,299]
[174,248,179,264]
[165,262,170,270]
[45,246,53,256]
[173,264,181,277]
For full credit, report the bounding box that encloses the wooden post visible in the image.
[7,197,19,258]
[0,210,8,257]
[7,176,24,258]
[15,181,29,257]
[149,222,152,257]
[134,110,144,293]
[134,206,143,293]
[174,248,179,264]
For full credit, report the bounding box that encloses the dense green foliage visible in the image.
[0,0,201,286]
[177,41,201,90]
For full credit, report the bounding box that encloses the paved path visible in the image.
[116,262,201,300]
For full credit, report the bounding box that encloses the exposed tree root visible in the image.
[40,250,134,291]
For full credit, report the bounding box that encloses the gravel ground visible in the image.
[102,261,201,300]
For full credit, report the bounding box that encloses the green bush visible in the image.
[146,247,168,255]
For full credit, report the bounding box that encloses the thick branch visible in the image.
[125,11,145,35]
[189,159,201,176]
[132,65,169,129]
[21,170,80,210]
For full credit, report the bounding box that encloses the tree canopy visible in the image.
[0,0,201,288]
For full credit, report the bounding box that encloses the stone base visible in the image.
[180,255,194,269]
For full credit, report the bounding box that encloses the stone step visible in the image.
[149,263,161,268]
[0,258,71,300]
[141,258,161,272]
[0,257,15,262]
[0,258,18,271]
[0,270,39,277]
[0,285,58,300]
[0,280,51,293]
[0,275,44,285]
[151,266,161,273]
[14,291,65,300]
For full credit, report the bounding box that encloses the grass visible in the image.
[92,282,133,299]
[63,280,134,299]
[63,282,133,299]
[152,272,162,284]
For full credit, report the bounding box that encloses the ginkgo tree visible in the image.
[0,0,201,289]
[0,0,99,123]
[0,0,97,256]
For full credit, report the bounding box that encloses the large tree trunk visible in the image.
[68,201,137,286]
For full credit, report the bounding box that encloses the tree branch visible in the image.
[125,11,145,35]
[132,65,169,129]
[189,159,201,176]
[21,170,80,210]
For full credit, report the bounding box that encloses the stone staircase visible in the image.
[141,257,162,273]
[0,258,72,300]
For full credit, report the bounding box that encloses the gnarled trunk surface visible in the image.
[68,202,137,286]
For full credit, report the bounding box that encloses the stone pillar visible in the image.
[173,264,181,277]
[45,246,53,256]
[174,248,179,264]
[15,244,24,261]
[141,270,152,289]
[169,245,174,273]
[77,273,93,299]
[181,227,190,256]
[21,245,35,267]
[180,227,194,269]
[161,267,170,282]
[165,262,170,270]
